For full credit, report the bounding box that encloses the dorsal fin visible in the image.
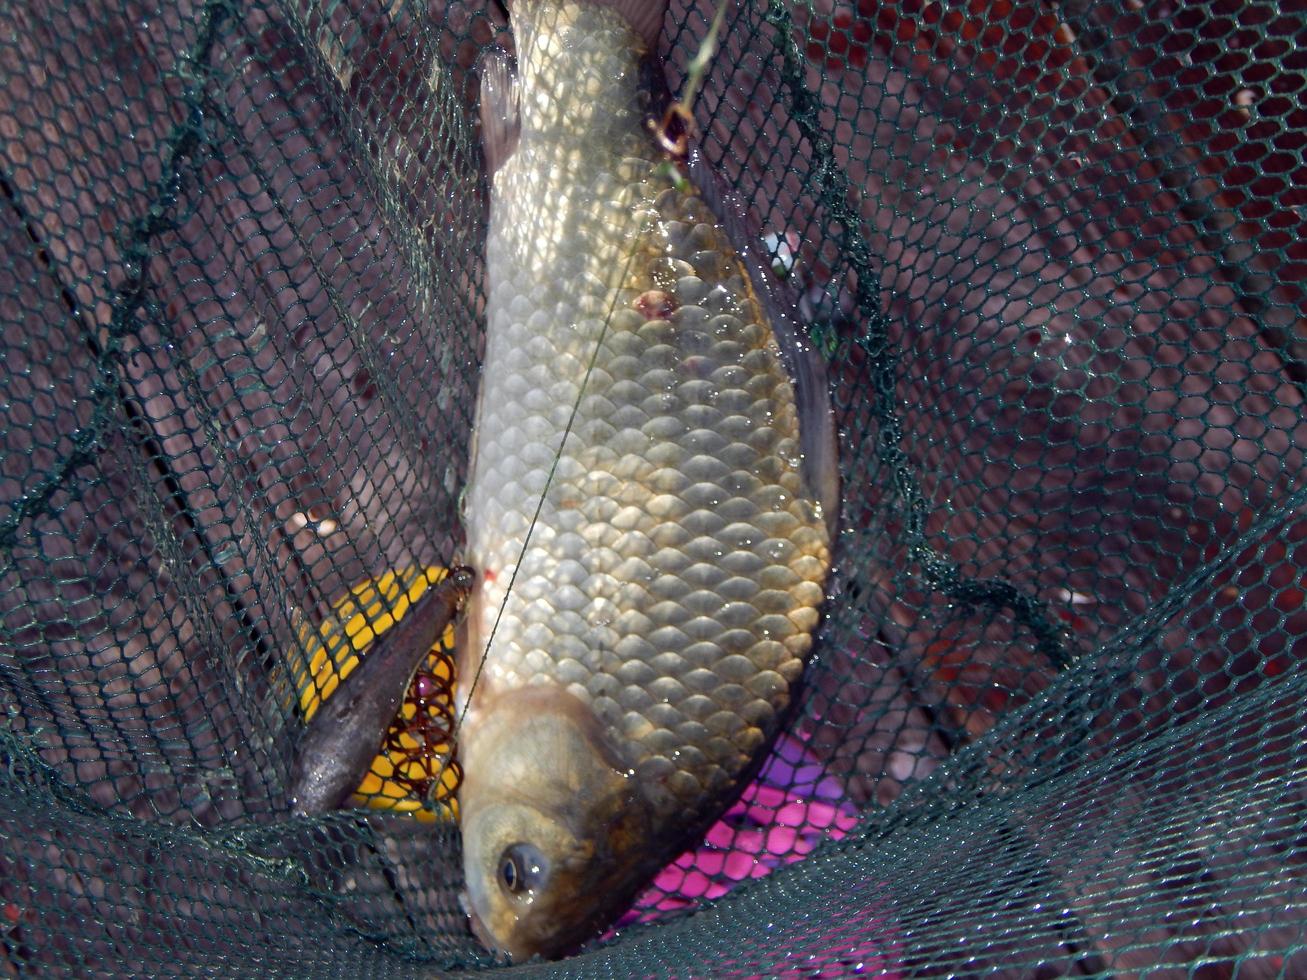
[688,148,842,541]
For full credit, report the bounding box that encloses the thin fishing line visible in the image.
[431,185,659,798]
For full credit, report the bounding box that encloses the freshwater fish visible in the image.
[458,0,839,959]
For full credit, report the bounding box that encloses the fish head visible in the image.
[458,687,654,961]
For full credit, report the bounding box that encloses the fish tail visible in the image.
[586,0,669,49]
[511,0,669,50]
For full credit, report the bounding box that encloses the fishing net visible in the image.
[2,0,1305,973]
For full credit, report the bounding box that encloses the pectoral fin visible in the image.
[288,567,474,815]
[478,48,519,176]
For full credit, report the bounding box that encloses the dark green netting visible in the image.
[2,0,1306,974]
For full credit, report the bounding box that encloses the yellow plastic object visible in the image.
[295,566,461,822]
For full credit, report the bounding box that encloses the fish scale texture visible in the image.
[461,1,831,819]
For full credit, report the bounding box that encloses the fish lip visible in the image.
[461,891,502,959]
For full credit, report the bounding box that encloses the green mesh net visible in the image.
[2,0,1306,974]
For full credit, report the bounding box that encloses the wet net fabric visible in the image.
[2,0,1305,974]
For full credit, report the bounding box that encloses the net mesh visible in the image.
[2,0,1306,974]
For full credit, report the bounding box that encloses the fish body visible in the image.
[458,0,837,959]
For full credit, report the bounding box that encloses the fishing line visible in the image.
[430,178,661,800]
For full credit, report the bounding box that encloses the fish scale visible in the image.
[458,0,834,959]
[465,179,829,776]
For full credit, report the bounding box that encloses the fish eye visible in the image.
[498,842,547,897]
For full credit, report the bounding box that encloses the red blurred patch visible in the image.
[635,289,676,321]
[807,5,874,71]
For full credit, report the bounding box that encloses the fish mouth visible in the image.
[461,890,501,959]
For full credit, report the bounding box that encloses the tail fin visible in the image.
[590,0,669,50]
[507,0,669,50]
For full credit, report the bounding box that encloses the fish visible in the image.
[457,0,839,960]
